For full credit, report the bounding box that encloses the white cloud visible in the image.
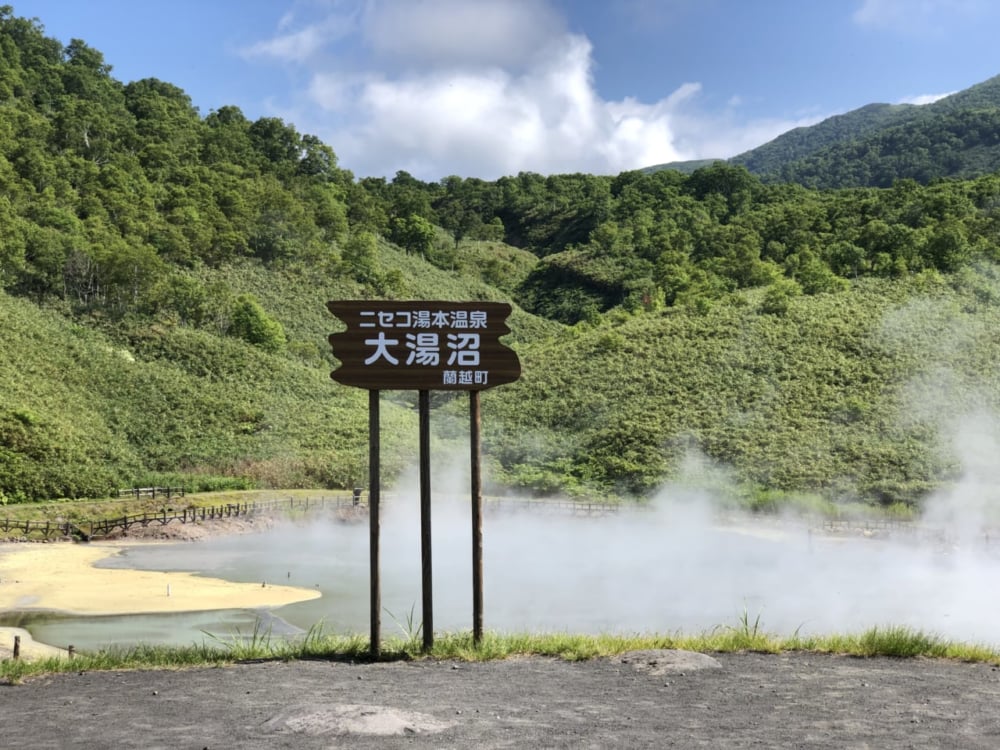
[241,6,359,63]
[363,0,565,69]
[897,91,954,106]
[241,27,326,63]
[309,32,698,179]
[246,0,817,180]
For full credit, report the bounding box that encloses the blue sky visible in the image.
[10,0,1000,181]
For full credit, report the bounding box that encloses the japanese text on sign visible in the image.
[327,301,521,391]
[360,309,488,385]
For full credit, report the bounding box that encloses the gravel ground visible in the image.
[3,650,1000,749]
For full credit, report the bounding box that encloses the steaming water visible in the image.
[9,494,1000,651]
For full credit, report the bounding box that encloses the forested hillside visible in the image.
[652,74,1000,189]
[3,7,1000,508]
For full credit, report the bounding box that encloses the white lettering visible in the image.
[405,332,440,365]
[446,332,480,366]
[364,332,399,365]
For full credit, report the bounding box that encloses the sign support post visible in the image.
[470,390,484,644]
[368,389,381,658]
[419,389,434,651]
[328,300,521,653]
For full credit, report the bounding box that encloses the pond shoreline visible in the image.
[0,519,322,658]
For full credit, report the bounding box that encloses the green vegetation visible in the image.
[486,270,1000,504]
[4,8,1000,510]
[659,74,1000,189]
[3,622,998,684]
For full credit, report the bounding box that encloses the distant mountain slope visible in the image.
[757,106,1000,188]
[641,158,722,175]
[729,102,919,177]
[646,73,1000,189]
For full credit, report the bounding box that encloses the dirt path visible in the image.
[4,651,1000,748]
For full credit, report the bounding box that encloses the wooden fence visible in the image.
[0,518,89,540]
[114,487,186,500]
[7,495,998,544]
[0,494,633,541]
[2,495,359,541]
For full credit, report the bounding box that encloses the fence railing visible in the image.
[0,493,633,541]
[1,495,360,541]
[114,487,186,500]
[10,495,996,544]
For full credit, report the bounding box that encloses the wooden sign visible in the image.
[327,300,521,391]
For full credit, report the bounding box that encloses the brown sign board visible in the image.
[327,300,521,391]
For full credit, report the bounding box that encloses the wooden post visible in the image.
[12,635,19,660]
[369,389,382,658]
[470,390,484,645]
[419,389,433,651]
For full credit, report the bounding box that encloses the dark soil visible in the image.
[4,650,1000,748]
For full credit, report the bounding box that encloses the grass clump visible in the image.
[814,625,951,659]
[4,621,1000,685]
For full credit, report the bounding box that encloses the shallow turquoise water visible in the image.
[6,501,1000,652]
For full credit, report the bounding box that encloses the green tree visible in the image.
[391,213,436,256]
[759,278,802,315]
[228,293,285,352]
[925,220,971,272]
[342,230,380,284]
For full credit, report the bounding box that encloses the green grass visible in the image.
[4,622,998,685]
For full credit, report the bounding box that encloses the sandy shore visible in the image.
[0,540,321,659]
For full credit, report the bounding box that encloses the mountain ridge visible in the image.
[645,73,1000,188]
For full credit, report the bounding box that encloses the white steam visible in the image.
[331,452,1000,645]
